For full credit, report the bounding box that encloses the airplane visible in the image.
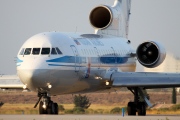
[1,0,180,116]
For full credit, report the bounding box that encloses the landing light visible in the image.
[105,81,110,86]
[42,104,46,109]
[47,83,52,89]
[23,85,27,89]
[48,84,52,89]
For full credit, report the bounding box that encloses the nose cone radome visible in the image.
[18,68,50,92]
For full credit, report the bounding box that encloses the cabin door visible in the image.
[70,45,80,72]
[94,47,101,68]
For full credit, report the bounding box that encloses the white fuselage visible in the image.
[17,32,136,95]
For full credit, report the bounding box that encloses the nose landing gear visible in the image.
[34,92,59,114]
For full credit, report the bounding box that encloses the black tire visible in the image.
[47,101,53,114]
[137,102,146,116]
[54,103,59,115]
[39,101,47,114]
[127,102,136,115]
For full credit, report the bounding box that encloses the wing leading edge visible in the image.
[112,72,180,89]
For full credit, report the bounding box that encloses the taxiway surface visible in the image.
[0,115,179,120]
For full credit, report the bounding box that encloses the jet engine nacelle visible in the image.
[89,0,131,37]
[89,5,112,29]
[136,41,166,68]
[89,4,120,30]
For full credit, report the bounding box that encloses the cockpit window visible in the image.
[41,48,50,55]
[56,47,62,54]
[24,48,32,55]
[32,48,40,55]
[51,48,57,55]
[19,48,25,55]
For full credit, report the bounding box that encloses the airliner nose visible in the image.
[18,68,50,91]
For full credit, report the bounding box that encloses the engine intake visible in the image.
[89,6,113,29]
[136,41,166,68]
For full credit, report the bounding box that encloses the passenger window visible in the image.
[19,48,25,55]
[56,47,62,54]
[24,48,31,55]
[32,48,40,55]
[51,48,57,55]
[41,48,50,55]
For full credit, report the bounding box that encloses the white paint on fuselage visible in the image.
[17,32,136,95]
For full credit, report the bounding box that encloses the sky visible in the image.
[0,0,180,74]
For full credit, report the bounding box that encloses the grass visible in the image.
[62,104,124,114]
[61,104,180,115]
[62,103,124,110]
[0,104,38,114]
[1,103,180,115]
[147,109,180,115]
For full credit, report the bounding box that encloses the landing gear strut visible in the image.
[34,92,58,114]
[127,87,150,116]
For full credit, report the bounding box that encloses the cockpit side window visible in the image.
[32,48,40,55]
[19,48,25,55]
[41,48,50,55]
[56,47,62,54]
[51,48,57,55]
[24,48,32,55]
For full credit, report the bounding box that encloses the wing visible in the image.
[111,72,180,89]
[0,75,24,89]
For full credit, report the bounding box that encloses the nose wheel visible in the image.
[34,92,59,114]
[39,100,58,114]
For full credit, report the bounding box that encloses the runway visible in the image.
[0,115,179,120]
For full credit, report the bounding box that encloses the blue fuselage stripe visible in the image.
[46,56,129,65]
